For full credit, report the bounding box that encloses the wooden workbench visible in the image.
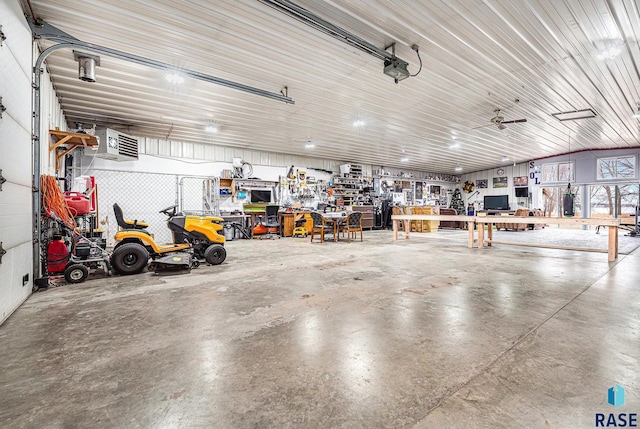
[391,214,622,262]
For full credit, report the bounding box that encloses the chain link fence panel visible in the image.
[73,168,219,247]
[179,176,220,216]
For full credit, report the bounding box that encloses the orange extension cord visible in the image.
[41,175,76,229]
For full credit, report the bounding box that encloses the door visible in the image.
[0,0,34,323]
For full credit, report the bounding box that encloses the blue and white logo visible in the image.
[608,384,625,408]
[596,384,637,427]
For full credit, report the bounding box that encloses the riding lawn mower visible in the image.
[110,204,227,275]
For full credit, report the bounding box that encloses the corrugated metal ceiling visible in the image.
[28,0,640,174]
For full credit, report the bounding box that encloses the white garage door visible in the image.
[0,0,35,324]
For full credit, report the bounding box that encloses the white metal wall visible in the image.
[0,0,35,323]
[0,0,67,324]
[461,162,532,211]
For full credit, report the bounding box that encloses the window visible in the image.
[590,184,639,217]
[597,156,636,180]
[541,161,573,183]
[539,186,582,218]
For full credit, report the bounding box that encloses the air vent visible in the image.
[117,134,139,158]
[95,128,139,161]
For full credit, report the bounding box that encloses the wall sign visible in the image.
[529,161,541,185]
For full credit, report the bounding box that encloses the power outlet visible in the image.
[22,274,29,286]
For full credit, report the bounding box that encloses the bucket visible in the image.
[223,224,235,241]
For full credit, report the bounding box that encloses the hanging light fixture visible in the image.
[632,102,640,119]
[73,51,100,82]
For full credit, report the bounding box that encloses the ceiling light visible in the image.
[165,73,185,84]
[73,51,100,82]
[502,156,510,162]
[353,120,365,127]
[454,166,463,172]
[449,142,461,149]
[632,102,640,119]
[596,39,624,60]
[552,109,597,121]
[205,125,219,133]
[161,116,199,124]
[305,143,315,148]
[401,157,409,162]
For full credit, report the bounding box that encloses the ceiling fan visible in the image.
[473,108,527,130]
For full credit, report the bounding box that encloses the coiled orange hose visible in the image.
[41,175,76,229]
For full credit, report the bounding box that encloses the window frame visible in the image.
[540,161,574,184]
[596,155,636,181]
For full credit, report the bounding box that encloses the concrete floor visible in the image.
[0,230,639,428]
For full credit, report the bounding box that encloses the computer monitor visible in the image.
[515,187,529,198]
[250,189,271,203]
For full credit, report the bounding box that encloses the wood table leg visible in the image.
[478,222,484,249]
[487,222,493,247]
[404,220,410,239]
[467,221,474,248]
[608,226,618,261]
[393,219,398,240]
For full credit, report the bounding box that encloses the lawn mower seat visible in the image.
[113,203,149,230]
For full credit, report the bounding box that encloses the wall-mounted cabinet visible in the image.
[219,178,234,196]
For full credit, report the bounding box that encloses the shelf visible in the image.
[374,175,460,184]
[233,178,278,188]
[49,129,99,171]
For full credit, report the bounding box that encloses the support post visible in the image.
[608,226,618,262]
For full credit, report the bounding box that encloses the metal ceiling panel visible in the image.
[27,0,640,174]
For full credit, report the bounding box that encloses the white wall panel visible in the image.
[182,142,194,159]
[0,113,31,186]
[193,144,204,160]
[0,47,31,133]
[0,242,32,323]
[158,139,171,156]
[170,141,182,158]
[0,182,31,248]
[0,0,35,324]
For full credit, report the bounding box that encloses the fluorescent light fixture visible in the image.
[353,120,365,127]
[165,73,185,84]
[501,156,510,162]
[551,109,597,121]
[305,143,315,148]
[454,166,463,172]
[161,116,200,124]
[401,157,409,162]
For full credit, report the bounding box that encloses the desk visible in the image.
[278,211,313,237]
[243,209,265,232]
